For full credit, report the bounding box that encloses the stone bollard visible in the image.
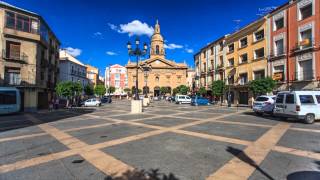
[131,100,143,113]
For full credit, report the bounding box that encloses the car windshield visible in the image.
[255,97,269,102]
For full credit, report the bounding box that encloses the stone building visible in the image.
[126,21,188,97]
[0,2,60,111]
[105,64,128,95]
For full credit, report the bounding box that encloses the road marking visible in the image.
[0,133,47,143]
[273,146,320,160]
[206,123,291,180]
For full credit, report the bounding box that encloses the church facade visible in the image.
[126,21,188,97]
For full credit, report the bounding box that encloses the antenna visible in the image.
[233,19,242,31]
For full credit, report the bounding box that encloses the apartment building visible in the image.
[86,64,99,87]
[0,2,60,111]
[59,50,89,87]
[105,64,128,95]
[268,0,320,91]
[225,18,268,105]
[194,36,226,91]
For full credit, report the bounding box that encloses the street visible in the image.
[0,100,320,180]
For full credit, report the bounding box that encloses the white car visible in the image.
[252,95,276,115]
[84,98,101,107]
[274,91,320,124]
[175,95,191,104]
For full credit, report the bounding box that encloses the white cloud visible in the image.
[108,20,154,37]
[93,32,103,39]
[164,43,183,50]
[106,51,117,56]
[65,47,82,57]
[185,48,194,53]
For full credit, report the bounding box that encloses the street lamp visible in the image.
[127,37,148,100]
[141,64,152,98]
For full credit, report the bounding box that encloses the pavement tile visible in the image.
[184,121,270,141]
[147,110,181,115]
[0,155,106,180]
[110,114,155,121]
[277,130,320,153]
[179,112,220,120]
[0,126,44,139]
[103,132,246,180]
[249,151,320,180]
[50,118,112,131]
[68,124,154,145]
[219,113,279,125]
[0,135,69,165]
[291,122,320,130]
[140,117,199,127]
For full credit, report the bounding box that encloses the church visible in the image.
[126,21,188,97]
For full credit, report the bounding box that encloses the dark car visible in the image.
[101,96,112,103]
[191,96,210,106]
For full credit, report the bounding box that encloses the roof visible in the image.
[59,50,85,66]
[0,1,38,15]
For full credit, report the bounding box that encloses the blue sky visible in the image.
[5,0,287,76]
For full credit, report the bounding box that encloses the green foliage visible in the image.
[107,86,116,94]
[178,85,189,95]
[138,89,142,93]
[124,88,131,93]
[84,85,94,96]
[55,81,83,98]
[94,85,106,97]
[198,87,207,96]
[249,77,276,96]
[160,86,171,95]
[131,87,142,94]
[211,80,225,97]
[172,88,179,95]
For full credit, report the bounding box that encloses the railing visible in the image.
[269,49,286,59]
[2,50,28,63]
[2,76,37,86]
[291,38,316,53]
[295,69,315,81]
[71,70,86,77]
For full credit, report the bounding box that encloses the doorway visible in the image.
[154,86,160,97]
[239,91,248,105]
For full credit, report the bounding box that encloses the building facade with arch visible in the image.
[126,21,188,96]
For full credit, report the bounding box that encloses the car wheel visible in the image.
[304,114,315,124]
[255,112,263,116]
[179,102,182,105]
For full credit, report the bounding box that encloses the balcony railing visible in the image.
[2,75,38,87]
[295,69,315,81]
[292,38,316,53]
[2,50,28,63]
[269,49,286,60]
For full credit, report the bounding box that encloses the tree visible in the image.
[72,82,83,96]
[249,77,276,97]
[124,88,131,94]
[84,85,94,96]
[172,88,179,95]
[211,80,225,98]
[198,87,207,96]
[178,85,189,95]
[160,86,170,95]
[94,85,106,97]
[55,81,83,107]
[107,86,116,94]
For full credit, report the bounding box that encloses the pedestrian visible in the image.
[49,100,53,112]
[54,98,59,110]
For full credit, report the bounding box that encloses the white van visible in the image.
[175,95,191,104]
[274,91,320,124]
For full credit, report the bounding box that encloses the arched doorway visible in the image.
[143,86,149,95]
[154,86,160,97]
[166,86,172,95]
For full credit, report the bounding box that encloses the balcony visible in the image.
[216,64,224,71]
[291,38,316,54]
[2,76,37,87]
[269,50,286,61]
[2,50,28,63]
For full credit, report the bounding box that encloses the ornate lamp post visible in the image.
[127,37,148,100]
[141,64,152,98]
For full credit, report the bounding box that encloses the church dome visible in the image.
[151,33,164,42]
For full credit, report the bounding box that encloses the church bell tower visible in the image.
[150,20,165,59]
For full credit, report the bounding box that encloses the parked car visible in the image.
[101,96,112,104]
[274,91,320,124]
[252,95,276,115]
[191,96,210,106]
[153,96,160,101]
[175,95,191,104]
[83,98,101,107]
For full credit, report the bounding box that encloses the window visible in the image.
[256,97,269,102]
[276,94,284,103]
[254,30,264,41]
[254,70,265,80]
[5,11,15,29]
[219,41,223,51]
[6,41,21,60]
[16,14,30,32]
[228,58,234,67]
[299,29,312,49]
[299,3,313,20]
[115,73,120,80]
[239,73,248,85]
[275,39,284,55]
[240,37,248,48]
[240,53,248,64]
[228,44,234,52]
[273,65,285,81]
[299,95,314,104]
[155,76,159,83]
[0,91,17,105]
[210,47,214,55]
[4,67,21,85]
[228,75,234,84]
[285,94,295,104]
[156,45,160,55]
[298,59,313,80]
[275,17,284,30]
[203,51,206,58]
[254,48,265,59]
[316,95,320,103]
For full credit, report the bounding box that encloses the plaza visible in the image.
[0,101,319,180]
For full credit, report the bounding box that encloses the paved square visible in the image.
[0,100,319,180]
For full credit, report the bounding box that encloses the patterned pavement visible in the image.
[0,100,320,180]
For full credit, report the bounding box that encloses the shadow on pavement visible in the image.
[0,108,96,133]
[226,146,275,180]
[105,169,179,180]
